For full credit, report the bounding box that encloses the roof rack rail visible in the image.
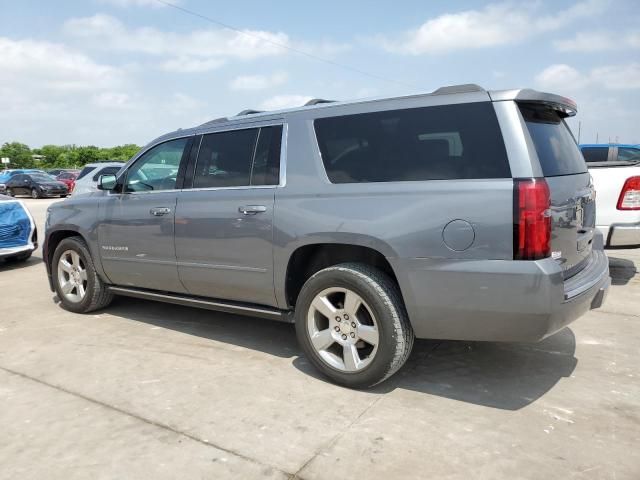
[432,84,485,95]
[237,109,264,116]
[305,98,335,106]
[199,117,228,127]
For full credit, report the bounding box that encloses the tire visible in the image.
[295,263,414,388]
[5,188,13,197]
[60,194,68,198]
[31,188,40,199]
[51,236,113,313]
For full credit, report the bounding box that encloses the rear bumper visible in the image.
[390,247,610,343]
[599,222,640,247]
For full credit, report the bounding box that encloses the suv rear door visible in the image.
[174,124,283,307]
[519,103,595,276]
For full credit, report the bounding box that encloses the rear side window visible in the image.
[519,104,587,177]
[192,125,283,188]
[76,166,96,180]
[251,125,282,186]
[194,129,258,188]
[617,147,640,165]
[314,102,510,183]
[581,147,609,163]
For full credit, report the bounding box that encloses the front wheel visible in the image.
[31,188,40,199]
[295,263,414,388]
[52,236,113,313]
[5,188,13,197]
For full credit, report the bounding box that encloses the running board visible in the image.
[108,286,294,323]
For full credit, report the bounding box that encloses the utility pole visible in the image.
[577,121,582,144]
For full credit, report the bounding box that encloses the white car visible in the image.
[71,162,124,197]
[582,144,640,247]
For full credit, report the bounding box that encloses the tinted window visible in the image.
[93,166,122,181]
[581,147,609,163]
[519,104,587,176]
[125,138,187,192]
[314,103,510,183]
[193,128,258,188]
[76,166,96,180]
[251,125,282,186]
[617,147,640,164]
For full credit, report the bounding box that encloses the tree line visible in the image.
[0,142,141,169]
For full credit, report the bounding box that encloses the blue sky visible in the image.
[1,0,638,146]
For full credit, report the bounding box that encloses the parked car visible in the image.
[0,194,37,262]
[5,173,68,198]
[56,171,80,193]
[0,169,46,194]
[46,169,67,177]
[44,85,610,388]
[70,162,124,197]
[581,144,640,246]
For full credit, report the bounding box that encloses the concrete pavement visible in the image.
[1,198,638,479]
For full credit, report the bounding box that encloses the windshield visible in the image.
[519,104,587,177]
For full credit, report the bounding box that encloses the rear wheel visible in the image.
[295,263,414,388]
[31,188,40,199]
[52,237,113,313]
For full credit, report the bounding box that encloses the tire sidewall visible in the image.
[31,188,39,199]
[295,265,402,388]
[52,237,100,313]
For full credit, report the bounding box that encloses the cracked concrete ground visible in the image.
[1,198,639,479]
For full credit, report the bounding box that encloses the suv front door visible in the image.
[175,124,283,307]
[97,137,191,293]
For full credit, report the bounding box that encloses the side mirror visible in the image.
[97,174,117,191]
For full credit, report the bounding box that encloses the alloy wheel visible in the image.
[57,250,88,303]
[306,287,380,372]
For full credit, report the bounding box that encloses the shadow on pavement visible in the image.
[0,255,42,271]
[608,257,637,286]
[106,296,577,411]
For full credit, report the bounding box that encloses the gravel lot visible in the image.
[1,198,639,479]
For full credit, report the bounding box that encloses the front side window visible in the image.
[125,138,188,192]
[314,102,510,183]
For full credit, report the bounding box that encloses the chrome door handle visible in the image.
[238,205,267,215]
[150,207,171,216]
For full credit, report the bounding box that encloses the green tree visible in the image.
[0,142,33,168]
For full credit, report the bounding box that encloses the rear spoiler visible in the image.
[489,89,577,117]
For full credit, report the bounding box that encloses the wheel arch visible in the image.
[283,242,402,309]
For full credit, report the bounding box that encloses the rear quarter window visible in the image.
[617,147,640,165]
[76,166,96,180]
[581,147,609,163]
[519,104,587,177]
[314,102,510,183]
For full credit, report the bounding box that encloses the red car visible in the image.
[55,171,80,193]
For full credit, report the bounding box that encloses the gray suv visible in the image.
[44,85,610,388]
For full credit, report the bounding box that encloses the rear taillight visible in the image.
[617,176,640,210]
[514,178,551,260]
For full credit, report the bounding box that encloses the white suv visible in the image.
[71,162,124,197]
